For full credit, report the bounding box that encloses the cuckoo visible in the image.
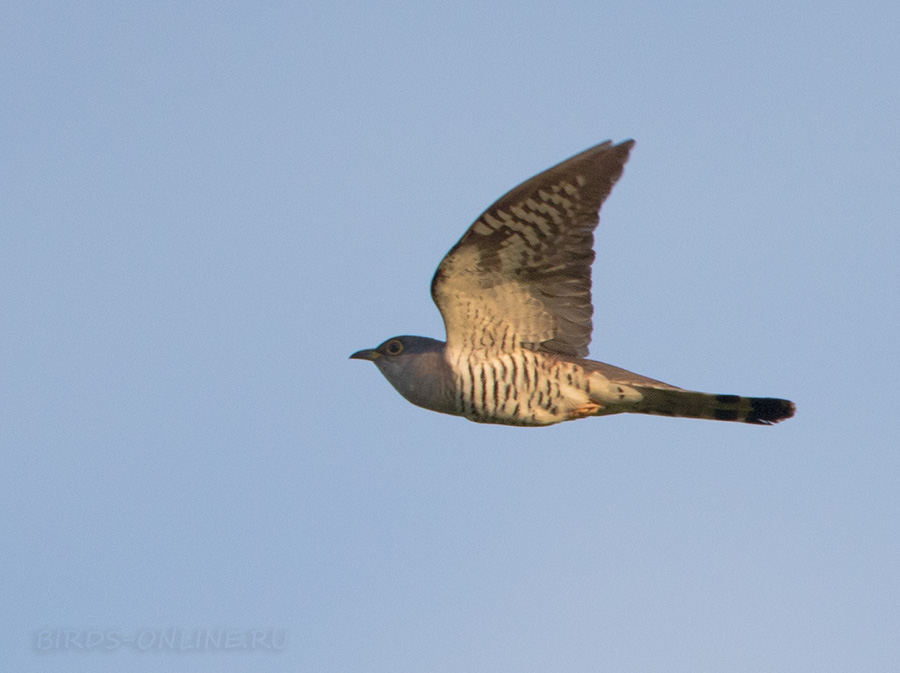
[351,140,795,426]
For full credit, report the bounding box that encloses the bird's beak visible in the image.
[349,348,380,361]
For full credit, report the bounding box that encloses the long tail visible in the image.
[628,386,795,425]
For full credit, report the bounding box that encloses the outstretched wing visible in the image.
[431,140,634,357]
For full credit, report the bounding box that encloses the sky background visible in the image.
[2,2,898,672]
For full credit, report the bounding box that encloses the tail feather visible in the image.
[627,386,796,425]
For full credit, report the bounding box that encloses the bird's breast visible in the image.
[445,348,592,426]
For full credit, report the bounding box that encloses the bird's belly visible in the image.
[449,352,592,426]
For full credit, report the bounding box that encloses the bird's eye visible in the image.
[385,340,404,355]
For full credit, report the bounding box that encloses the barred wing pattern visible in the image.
[431,140,634,358]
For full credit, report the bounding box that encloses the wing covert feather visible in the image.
[431,140,634,357]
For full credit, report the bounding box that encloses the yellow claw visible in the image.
[568,403,603,419]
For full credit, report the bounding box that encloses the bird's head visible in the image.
[350,336,455,415]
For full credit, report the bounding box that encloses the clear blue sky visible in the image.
[2,2,898,672]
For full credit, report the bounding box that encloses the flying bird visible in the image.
[351,140,795,426]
